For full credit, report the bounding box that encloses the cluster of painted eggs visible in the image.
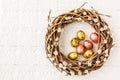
[68,30,98,60]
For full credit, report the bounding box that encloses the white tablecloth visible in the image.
[0,0,119,80]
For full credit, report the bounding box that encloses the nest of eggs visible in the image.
[45,7,113,76]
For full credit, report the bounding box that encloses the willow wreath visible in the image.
[45,5,113,76]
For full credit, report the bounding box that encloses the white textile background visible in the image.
[0,0,120,80]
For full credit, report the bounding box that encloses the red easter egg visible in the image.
[83,40,93,49]
[76,44,85,54]
[90,32,98,43]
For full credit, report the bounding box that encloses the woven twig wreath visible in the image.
[45,7,113,76]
